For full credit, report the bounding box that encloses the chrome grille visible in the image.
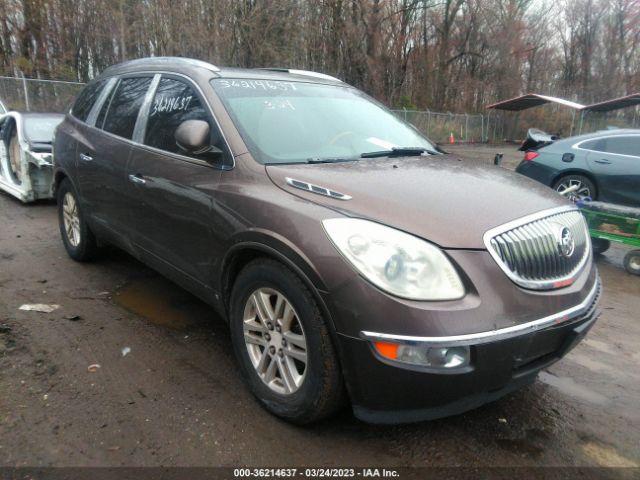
[484,207,591,290]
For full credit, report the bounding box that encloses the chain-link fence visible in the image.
[0,76,85,113]
[396,106,640,144]
[578,110,639,134]
[392,109,486,144]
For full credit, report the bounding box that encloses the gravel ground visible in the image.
[0,151,638,469]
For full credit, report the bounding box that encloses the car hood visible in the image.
[266,155,569,249]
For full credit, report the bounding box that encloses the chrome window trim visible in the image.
[85,77,118,127]
[482,205,591,290]
[572,133,640,159]
[75,70,235,170]
[361,276,600,347]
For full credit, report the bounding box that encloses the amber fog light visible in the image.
[374,341,470,370]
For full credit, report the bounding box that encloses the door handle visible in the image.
[128,174,146,185]
[79,153,93,162]
[594,159,611,164]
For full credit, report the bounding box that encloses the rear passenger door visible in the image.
[76,75,154,240]
[127,75,230,289]
[61,77,111,202]
[584,135,640,206]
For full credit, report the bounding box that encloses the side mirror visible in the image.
[175,119,222,157]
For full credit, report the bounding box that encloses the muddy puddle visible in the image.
[114,275,213,330]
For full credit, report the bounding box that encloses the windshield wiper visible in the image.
[360,147,439,158]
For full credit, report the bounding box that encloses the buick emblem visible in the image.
[557,226,575,258]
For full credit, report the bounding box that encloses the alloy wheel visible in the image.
[62,192,81,247]
[243,288,308,395]
[555,179,591,201]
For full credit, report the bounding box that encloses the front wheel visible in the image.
[229,258,345,424]
[624,250,640,276]
[57,178,98,262]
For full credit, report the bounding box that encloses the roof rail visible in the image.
[103,57,220,75]
[256,68,341,82]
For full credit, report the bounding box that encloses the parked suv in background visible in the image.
[53,57,600,424]
[516,129,640,207]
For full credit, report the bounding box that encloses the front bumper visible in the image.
[337,278,601,424]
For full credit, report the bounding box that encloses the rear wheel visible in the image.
[624,250,640,276]
[57,178,98,261]
[553,174,596,202]
[229,258,345,424]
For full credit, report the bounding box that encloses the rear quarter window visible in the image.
[580,138,606,152]
[72,80,106,122]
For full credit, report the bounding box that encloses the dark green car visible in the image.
[516,129,640,207]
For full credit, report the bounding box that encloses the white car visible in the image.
[0,111,64,202]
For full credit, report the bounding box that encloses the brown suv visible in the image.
[53,57,600,424]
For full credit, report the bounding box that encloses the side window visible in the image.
[95,85,115,130]
[144,77,219,156]
[72,79,106,122]
[580,138,606,152]
[605,136,640,157]
[101,77,152,139]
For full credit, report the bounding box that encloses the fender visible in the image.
[53,166,81,197]
[220,228,328,295]
[219,229,337,332]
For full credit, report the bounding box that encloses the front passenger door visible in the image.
[127,75,230,288]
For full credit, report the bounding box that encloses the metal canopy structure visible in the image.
[486,93,585,111]
[485,94,585,138]
[583,93,640,112]
[483,91,640,139]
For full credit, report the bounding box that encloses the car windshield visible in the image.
[211,79,436,164]
[23,117,63,143]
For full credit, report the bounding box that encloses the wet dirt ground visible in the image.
[447,143,524,170]
[0,152,639,468]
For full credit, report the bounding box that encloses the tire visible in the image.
[57,178,99,262]
[591,237,610,255]
[623,250,640,276]
[553,174,596,202]
[229,258,345,424]
[3,129,23,186]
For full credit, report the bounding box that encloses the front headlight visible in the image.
[322,218,465,300]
